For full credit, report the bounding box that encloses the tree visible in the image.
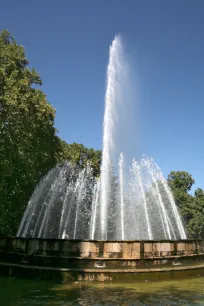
[0,30,61,235]
[168,171,204,238]
[188,188,204,238]
[59,140,101,177]
[168,171,195,193]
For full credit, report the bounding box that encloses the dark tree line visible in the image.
[0,30,203,238]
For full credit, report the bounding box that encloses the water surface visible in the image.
[1,275,204,305]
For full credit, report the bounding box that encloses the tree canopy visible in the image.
[59,140,101,177]
[168,171,204,238]
[168,171,195,193]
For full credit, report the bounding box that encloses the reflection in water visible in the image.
[1,276,204,305]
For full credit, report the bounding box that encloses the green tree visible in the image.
[0,30,61,235]
[168,171,195,193]
[168,171,204,238]
[188,188,204,238]
[59,140,101,176]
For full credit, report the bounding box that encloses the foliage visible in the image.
[168,171,195,193]
[59,140,101,177]
[168,171,204,238]
[189,188,204,238]
[0,30,63,235]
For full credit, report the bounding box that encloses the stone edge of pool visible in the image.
[0,237,204,282]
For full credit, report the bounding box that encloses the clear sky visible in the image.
[0,0,204,192]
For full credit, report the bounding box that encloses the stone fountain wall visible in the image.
[1,237,204,257]
[0,238,204,281]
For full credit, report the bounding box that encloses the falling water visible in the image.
[17,157,186,240]
[17,167,61,238]
[119,153,125,240]
[132,160,153,240]
[154,162,187,239]
[144,158,171,239]
[90,180,100,240]
[17,163,97,239]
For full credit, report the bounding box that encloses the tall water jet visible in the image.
[100,35,128,240]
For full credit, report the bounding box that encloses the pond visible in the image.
[1,275,204,305]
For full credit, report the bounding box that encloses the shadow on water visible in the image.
[1,276,204,305]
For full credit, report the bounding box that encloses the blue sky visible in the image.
[0,0,204,192]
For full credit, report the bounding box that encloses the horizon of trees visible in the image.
[0,30,203,238]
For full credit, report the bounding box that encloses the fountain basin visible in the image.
[0,237,204,282]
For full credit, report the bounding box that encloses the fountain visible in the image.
[2,35,204,283]
[17,35,186,241]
